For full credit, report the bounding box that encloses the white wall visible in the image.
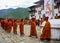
[54,9,58,16]
[41,10,44,18]
[29,14,31,19]
[29,6,60,19]
[35,6,42,20]
[29,6,44,20]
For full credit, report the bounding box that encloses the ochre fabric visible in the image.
[30,21,37,36]
[13,21,18,34]
[4,20,8,31]
[7,21,12,33]
[40,21,51,40]
[19,22,24,35]
[1,20,5,29]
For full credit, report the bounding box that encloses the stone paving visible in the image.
[0,25,60,43]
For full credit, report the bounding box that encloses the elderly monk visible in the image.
[40,17,51,41]
[13,19,18,34]
[29,17,37,38]
[19,19,24,36]
[7,19,12,33]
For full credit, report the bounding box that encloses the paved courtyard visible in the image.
[0,25,60,43]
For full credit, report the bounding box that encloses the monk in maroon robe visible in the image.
[19,19,24,36]
[13,19,18,34]
[1,19,5,29]
[7,19,12,33]
[40,17,51,41]
[4,19,8,31]
[29,18,37,38]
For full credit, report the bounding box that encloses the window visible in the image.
[38,11,41,14]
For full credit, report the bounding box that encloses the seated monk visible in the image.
[40,17,51,41]
[19,19,24,36]
[29,17,37,38]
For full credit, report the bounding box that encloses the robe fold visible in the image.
[19,22,24,35]
[4,20,8,31]
[1,20,5,29]
[7,21,12,33]
[13,21,18,34]
[40,21,51,40]
[30,21,37,36]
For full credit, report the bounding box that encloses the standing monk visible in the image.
[7,19,12,33]
[4,19,8,31]
[40,17,51,41]
[19,19,24,36]
[29,17,37,38]
[13,19,18,34]
[1,19,5,29]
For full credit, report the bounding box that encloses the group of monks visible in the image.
[0,18,24,36]
[40,17,51,41]
[30,17,51,41]
[0,17,51,41]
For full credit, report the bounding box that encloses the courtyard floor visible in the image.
[0,25,60,43]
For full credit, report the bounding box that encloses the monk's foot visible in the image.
[20,34,22,36]
[23,34,25,36]
[56,39,60,41]
[40,39,44,41]
[14,33,17,34]
[15,33,17,35]
[8,32,10,33]
[5,29,7,31]
[46,38,51,41]
[29,35,31,37]
[40,38,45,41]
[20,34,25,36]
[22,34,25,36]
[5,30,6,31]
[36,36,38,38]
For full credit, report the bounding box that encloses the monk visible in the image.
[40,17,51,41]
[1,19,5,29]
[55,14,58,19]
[13,19,18,34]
[29,18,37,38]
[19,19,24,36]
[4,19,8,31]
[7,19,12,33]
